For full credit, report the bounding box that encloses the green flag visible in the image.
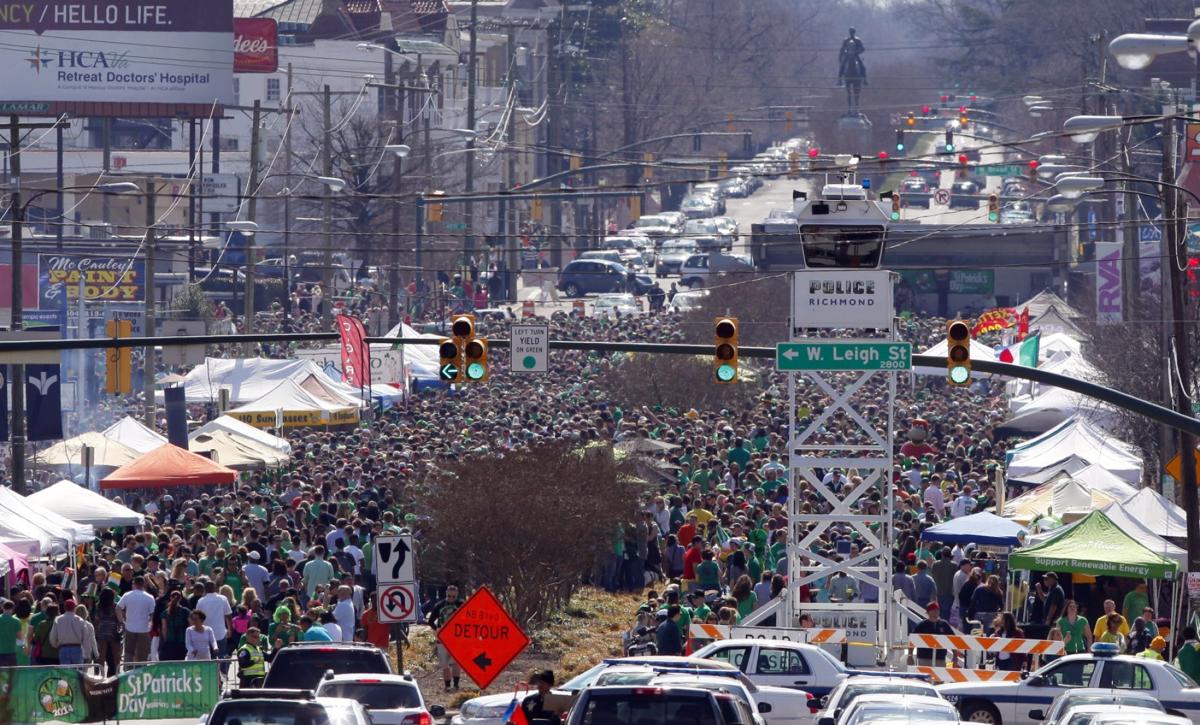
[1018,332,1040,367]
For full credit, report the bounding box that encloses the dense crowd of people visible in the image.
[0,298,1194,685]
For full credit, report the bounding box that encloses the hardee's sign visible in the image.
[233,18,278,73]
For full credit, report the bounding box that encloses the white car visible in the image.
[679,252,753,288]
[814,675,942,724]
[632,214,677,238]
[593,293,641,317]
[838,694,959,724]
[315,673,444,725]
[693,638,926,700]
[670,289,709,312]
[1054,703,1173,725]
[1088,711,1190,725]
[938,644,1200,724]
[1037,687,1165,724]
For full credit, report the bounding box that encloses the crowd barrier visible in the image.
[0,659,220,723]
[688,624,848,644]
[912,665,1023,683]
[907,633,1064,655]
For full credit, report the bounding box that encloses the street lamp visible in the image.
[1054,175,1105,199]
[1036,163,1084,180]
[1044,194,1081,214]
[1062,115,1128,144]
[1022,95,1049,107]
[1108,22,1200,70]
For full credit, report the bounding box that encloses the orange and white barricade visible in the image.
[914,666,1023,684]
[908,633,1064,655]
[522,300,535,318]
[689,624,848,645]
[573,299,586,317]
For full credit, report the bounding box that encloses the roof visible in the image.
[1009,510,1178,578]
[393,36,458,58]
[100,443,238,490]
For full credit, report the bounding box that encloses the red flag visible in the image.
[1016,307,1030,342]
[336,314,371,388]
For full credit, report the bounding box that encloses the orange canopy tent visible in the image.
[100,443,238,489]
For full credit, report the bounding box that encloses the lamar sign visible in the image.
[233,18,278,73]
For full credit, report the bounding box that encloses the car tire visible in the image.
[564,283,581,298]
[960,701,1001,724]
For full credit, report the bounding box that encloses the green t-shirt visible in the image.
[696,560,721,590]
[0,613,21,655]
[1123,590,1149,622]
[736,592,757,621]
[727,447,751,468]
[675,606,691,639]
[747,555,763,584]
[199,556,222,577]
[1059,615,1089,654]
[690,604,712,623]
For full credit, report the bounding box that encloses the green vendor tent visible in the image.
[1009,510,1178,580]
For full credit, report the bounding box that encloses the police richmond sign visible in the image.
[792,270,893,333]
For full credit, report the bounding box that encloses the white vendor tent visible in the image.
[1006,455,1091,486]
[1019,290,1081,321]
[39,431,141,470]
[1006,351,1101,399]
[1039,332,1083,360]
[1002,475,1123,525]
[1005,417,1143,484]
[384,322,442,380]
[227,378,359,429]
[1027,306,1086,340]
[192,415,293,457]
[0,487,93,544]
[0,491,82,555]
[176,357,366,405]
[1119,487,1187,539]
[102,416,168,453]
[27,480,145,528]
[188,429,289,469]
[915,338,999,376]
[1002,386,1121,435]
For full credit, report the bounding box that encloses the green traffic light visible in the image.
[945,144,955,152]
[949,366,970,385]
[890,211,901,221]
[466,362,487,380]
[988,211,999,222]
[896,144,905,151]
[716,364,737,382]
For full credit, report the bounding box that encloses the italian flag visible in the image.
[997,332,1040,367]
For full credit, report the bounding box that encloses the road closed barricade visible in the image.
[689,624,847,645]
[907,633,1064,656]
[913,665,1023,683]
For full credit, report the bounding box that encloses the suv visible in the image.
[566,684,734,725]
[558,259,654,297]
[261,641,392,691]
[315,674,446,725]
[679,253,753,288]
[948,180,980,209]
[203,689,371,725]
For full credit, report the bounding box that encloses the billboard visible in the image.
[234,18,278,73]
[39,254,146,308]
[1,0,233,117]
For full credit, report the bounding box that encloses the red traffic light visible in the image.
[970,95,978,102]
[1028,159,1040,169]
[940,95,949,102]
[451,315,474,338]
[959,105,966,113]
[958,154,969,166]
[878,151,889,160]
[808,147,820,158]
[922,105,931,115]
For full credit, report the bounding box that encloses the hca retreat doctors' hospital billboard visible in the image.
[0,0,233,117]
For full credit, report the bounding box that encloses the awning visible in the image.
[1010,510,1178,579]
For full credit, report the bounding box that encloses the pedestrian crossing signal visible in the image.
[714,317,739,384]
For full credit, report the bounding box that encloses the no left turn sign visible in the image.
[378,583,417,623]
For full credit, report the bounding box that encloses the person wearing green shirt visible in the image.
[1058,600,1092,655]
[727,440,751,469]
[667,591,691,639]
[746,549,763,585]
[687,591,712,623]
[1175,627,1200,684]
[0,601,21,665]
[1123,583,1149,624]
[695,551,721,593]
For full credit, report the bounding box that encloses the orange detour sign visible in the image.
[436,586,530,689]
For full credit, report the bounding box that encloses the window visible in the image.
[267,78,281,101]
[755,648,810,676]
[579,694,716,725]
[1098,661,1154,691]
[1040,660,1097,688]
[232,78,240,105]
[707,645,751,672]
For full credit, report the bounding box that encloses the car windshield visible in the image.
[840,684,936,707]
[636,217,668,228]
[605,240,636,250]
[851,704,957,722]
[577,693,717,725]
[209,703,335,725]
[663,241,696,252]
[562,663,608,692]
[317,683,421,710]
[264,650,390,690]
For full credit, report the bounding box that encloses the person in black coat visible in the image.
[655,605,683,655]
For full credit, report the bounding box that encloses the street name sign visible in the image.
[776,341,912,371]
[509,323,549,373]
[979,164,1021,177]
[437,586,530,689]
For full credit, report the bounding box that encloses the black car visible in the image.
[557,259,656,297]
[948,181,980,209]
[203,689,372,725]
[261,642,393,691]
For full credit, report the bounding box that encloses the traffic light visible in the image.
[569,154,582,171]
[959,113,969,127]
[643,152,654,181]
[464,336,489,382]
[693,130,702,151]
[891,193,902,221]
[105,318,132,394]
[877,151,889,161]
[718,152,728,176]
[958,154,969,167]
[426,201,443,222]
[743,132,753,156]
[531,197,543,220]
[944,129,954,152]
[921,104,931,115]
[438,337,463,383]
[988,193,1000,222]
[1028,159,1039,182]
[713,317,739,383]
[788,151,801,180]
[895,129,905,152]
[726,113,736,132]
[906,112,916,127]
[947,319,971,386]
[784,111,794,132]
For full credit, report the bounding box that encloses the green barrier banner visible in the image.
[117,661,220,720]
[1,661,219,723]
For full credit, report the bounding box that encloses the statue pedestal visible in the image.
[835,113,873,155]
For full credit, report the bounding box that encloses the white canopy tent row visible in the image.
[27,480,145,528]
[0,486,94,556]
[1006,350,1102,399]
[1002,385,1124,435]
[384,321,442,380]
[171,356,404,409]
[102,416,168,453]
[1002,473,1136,526]
[1004,416,1143,484]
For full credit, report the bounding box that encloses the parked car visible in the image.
[1051,704,1173,725]
[833,694,958,725]
[814,675,942,725]
[948,180,980,209]
[632,214,677,238]
[593,293,641,317]
[262,642,392,691]
[202,690,371,725]
[557,259,654,297]
[670,289,709,312]
[682,195,720,218]
[679,253,753,287]
[602,235,652,269]
[315,674,445,725]
[565,684,734,725]
[1035,687,1165,725]
[719,177,751,198]
[656,239,699,277]
[713,216,739,241]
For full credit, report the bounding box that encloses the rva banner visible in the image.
[1094,241,1123,325]
[336,314,371,389]
[0,661,219,723]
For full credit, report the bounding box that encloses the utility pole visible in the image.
[386,50,403,329]
[1162,116,1200,571]
[244,99,263,354]
[322,84,334,326]
[9,117,26,494]
[463,0,478,270]
[283,63,294,328]
[143,180,157,429]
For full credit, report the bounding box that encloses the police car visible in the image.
[938,643,1200,724]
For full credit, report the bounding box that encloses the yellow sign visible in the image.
[105,319,132,394]
[229,407,359,429]
[1165,449,1199,483]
